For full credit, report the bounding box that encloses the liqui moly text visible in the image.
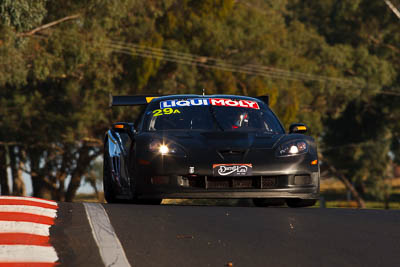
[160,98,260,109]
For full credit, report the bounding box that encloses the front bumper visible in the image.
[135,173,320,200]
[134,150,320,200]
[139,189,319,200]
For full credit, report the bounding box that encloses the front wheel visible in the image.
[286,199,317,208]
[103,156,117,203]
[128,172,161,205]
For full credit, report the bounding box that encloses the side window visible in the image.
[263,108,285,133]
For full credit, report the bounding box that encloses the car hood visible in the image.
[136,131,315,169]
[149,131,284,150]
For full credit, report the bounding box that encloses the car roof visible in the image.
[152,94,261,102]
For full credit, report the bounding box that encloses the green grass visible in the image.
[316,200,400,209]
[318,177,400,209]
[73,192,105,203]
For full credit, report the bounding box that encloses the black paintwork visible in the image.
[103,94,320,205]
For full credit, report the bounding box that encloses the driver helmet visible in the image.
[232,112,249,128]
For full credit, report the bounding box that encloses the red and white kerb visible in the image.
[0,196,58,266]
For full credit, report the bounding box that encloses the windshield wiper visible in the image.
[208,105,224,131]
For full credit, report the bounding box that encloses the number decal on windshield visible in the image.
[164,108,173,115]
[153,108,181,116]
[153,109,163,116]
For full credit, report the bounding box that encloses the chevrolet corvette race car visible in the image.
[103,94,320,207]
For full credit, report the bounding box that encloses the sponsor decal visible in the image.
[160,98,259,109]
[152,108,181,116]
[209,98,259,109]
[160,98,209,109]
[212,163,252,176]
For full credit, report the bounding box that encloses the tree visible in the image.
[0,0,119,200]
[288,0,400,206]
[0,0,48,32]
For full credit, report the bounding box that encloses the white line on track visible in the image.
[0,221,51,236]
[0,245,58,262]
[84,203,131,267]
[0,196,57,206]
[0,205,57,218]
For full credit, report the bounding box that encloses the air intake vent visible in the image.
[294,175,311,185]
[261,177,277,188]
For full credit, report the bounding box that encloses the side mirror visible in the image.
[112,122,136,139]
[289,123,308,134]
[112,122,135,132]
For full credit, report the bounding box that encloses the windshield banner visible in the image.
[160,98,259,109]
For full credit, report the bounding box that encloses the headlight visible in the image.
[159,145,169,154]
[277,140,308,157]
[149,140,185,156]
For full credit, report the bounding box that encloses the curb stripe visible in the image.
[0,233,50,246]
[0,212,54,225]
[0,206,57,218]
[0,245,58,262]
[84,203,131,267]
[0,221,51,236]
[0,200,57,210]
[0,197,58,266]
[0,197,57,206]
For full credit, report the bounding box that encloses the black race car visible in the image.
[103,94,320,207]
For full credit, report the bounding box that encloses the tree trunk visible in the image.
[29,150,53,199]
[88,177,100,201]
[328,164,366,208]
[31,173,53,199]
[0,146,10,195]
[384,193,390,210]
[54,172,67,202]
[10,146,25,196]
[53,151,71,202]
[65,146,94,202]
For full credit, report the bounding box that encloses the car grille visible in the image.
[207,177,256,189]
[261,177,277,188]
[184,176,286,189]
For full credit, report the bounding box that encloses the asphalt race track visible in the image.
[46,201,400,267]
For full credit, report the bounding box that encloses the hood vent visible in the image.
[217,149,248,160]
[201,131,248,139]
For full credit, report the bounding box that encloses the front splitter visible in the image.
[137,189,319,200]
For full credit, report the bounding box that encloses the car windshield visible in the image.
[143,98,284,133]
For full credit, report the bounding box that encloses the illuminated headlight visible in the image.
[289,145,299,154]
[277,140,308,157]
[159,145,169,155]
[149,141,185,156]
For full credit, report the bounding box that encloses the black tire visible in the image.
[127,172,162,205]
[103,152,117,203]
[286,198,317,208]
[253,198,285,207]
[128,153,162,205]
